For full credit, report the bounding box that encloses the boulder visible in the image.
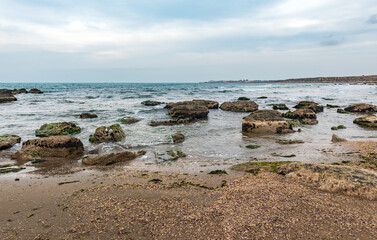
[141,100,163,106]
[12,88,28,94]
[29,88,43,94]
[0,135,21,151]
[149,119,191,126]
[165,100,219,109]
[119,116,141,124]
[170,103,209,119]
[242,110,293,134]
[294,101,324,113]
[79,113,98,119]
[35,122,81,137]
[345,103,377,113]
[353,115,377,128]
[283,109,318,125]
[11,136,84,161]
[82,150,146,166]
[337,108,349,114]
[172,132,185,143]
[0,89,17,103]
[220,101,259,112]
[331,134,347,143]
[238,97,250,101]
[89,124,125,143]
[272,104,289,110]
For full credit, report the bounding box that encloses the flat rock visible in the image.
[172,132,185,143]
[345,103,377,113]
[80,113,98,119]
[29,88,43,94]
[272,104,289,110]
[35,122,81,137]
[89,124,125,143]
[0,135,21,151]
[82,150,146,165]
[294,101,324,113]
[0,89,17,103]
[353,115,377,128]
[283,109,317,124]
[220,101,259,112]
[141,100,163,106]
[119,116,141,124]
[242,110,293,134]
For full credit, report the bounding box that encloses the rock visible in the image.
[12,88,28,94]
[238,97,250,100]
[0,135,21,150]
[149,119,192,126]
[89,124,125,143]
[0,89,17,103]
[294,101,324,113]
[192,100,219,109]
[172,132,185,143]
[272,104,289,110]
[35,122,81,137]
[283,109,317,119]
[331,126,338,130]
[353,115,377,128]
[326,104,340,108]
[28,88,43,94]
[220,101,259,112]
[345,103,377,113]
[82,150,146,165]
[331,134,347,143]
[79,113,98,119]
[300,119,318,125]
[242,110,293,134]
[170,103,209,120]
[258,96,268,99]
[141,100,163,106]
[337,108,349,114]
[11,136,84,161]
[119,116,141,124]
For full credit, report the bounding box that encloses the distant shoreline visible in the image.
[206,75,377,84]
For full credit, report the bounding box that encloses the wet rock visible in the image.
[0,135,21,150]
[258,96,268,99]
[141,100,163,106]
[119,116,141,124]
[192,100,219,109]
[170,103,209,119]
[79,113,98,119]
[89,124,125,143]
[345,103,377,113]
[11,136,84,161]
[149,119,192,126]
[35,122,81,137]
[242,110,293,134]
[283,109,318,125]
[326,104,340,108]
[331,134,347,143]
[82,150,146,165]
[220,101,259,112]
[172,132,185,143]
[337,108,349,114]
[28,88,43,94]
[294,101,324,113]
[353,115,377,128]
[238,97,250,101]
[12,88,28,94]
[0,89,17,103]
[331,125,347,130]
[272,104,289,110]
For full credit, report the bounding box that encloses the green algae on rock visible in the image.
[0,135,21,150]
[89,124,125,143]
[35,122,81,137]
[353,115,377,128]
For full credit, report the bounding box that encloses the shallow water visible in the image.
[0,82,376,170]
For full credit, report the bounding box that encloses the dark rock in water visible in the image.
[29,88,43,94]
[172,132,185,143]
[89,124,125,143]
[353,115,377,128]
[242,110,293,134]
[119,116,141,124]
[192,100,219,109]
[149,119,192,126]
[82,150,146,165]
[80,113,98,119]
[0,135,21,151]
[258,96,268,99]
[283,109,317,120]
[300,119,318,125]
[0,89,17,103]
[331,134,347,143]
[272,104,289,110]
[35,122,81,137]
[337,108,349,114]
[141,100,163,106]
[11,136,84,161]
[345,103,377,113]
[220,101,258,112]
[12,88,28,94]
[326,104,340,108]
[238,97,250,101]
[294,101,324,113]
[170,103,209,119]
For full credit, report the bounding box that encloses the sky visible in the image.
[0,0,377,83]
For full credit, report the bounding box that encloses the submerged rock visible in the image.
[29,88,43,94]
[0,89,17,103]
[272,104,289,110]
[172,132,185,143]
[238,97,250,101]
[283,109,318,125]
[89,124,125,143]
[82,150,146,165]
[170,103,209,119]
[35,122,81,137]
[242,110,293,134]
[141,100,163,106]
[345,103,377,113]
[0,135,21,151]
[353,115,377,128]
[79,113,98,119]
[12,88,28,94]
[11,136,84,161]
[165,100,219,109]
[331,134,347,143]
[337,108,349,114]
[149,119,192,126]
[119,116,141,124]
[294,101,324,113]
[220,101,259,112]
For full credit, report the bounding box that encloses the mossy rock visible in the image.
[141,100,163,106]
[245,144,260,149]
[353,115,377,128]
[167,150,186,160]
[272,104,289,110]
[337,108,349,114]
[35,122,81,137]
[119,116,141,124]
[89,124,125,143]
[238,97,250,101]
[231,161,296,175]
[208,170,227,175]
[0,134,21,150]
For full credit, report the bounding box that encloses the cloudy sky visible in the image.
[1,0,377,82]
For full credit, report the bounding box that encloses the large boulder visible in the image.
[29,88,43,94]
[294,101,323,113]
[242,110,293,134]
[0,135,21,151]
[12,88,28,94]
[141,100,163,106]
[0,89,17,103]
[11,136,84,161]
[353,115,377,128]
[82,150,146,165]
[170,103,209,119]
[79,113,98,119]
[220,101,259,112]
[165,100,219,109]
[35,122,81,137]
[89,124,125,143]
[283,109,318,125]
[345,103,377,113]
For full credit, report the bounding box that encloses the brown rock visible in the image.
[0,135,21,151]
[242,110,292,134]
[82,150,146,165]
[12,88,28,94]
[283,109,318,125]
[0,89,17,103]
[165,100,219,109]
[170,104,209,119]
[345,103,377,113]
[220,101,259,112]
[172,132,185,143]
[353,115,377,128]
[29,88,43,94]
[80,113,98,119]
[89,124,125,143]
[331,134,347,143]
[294,101,324,113]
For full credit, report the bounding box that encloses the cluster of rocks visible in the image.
[242,110,293,134]
[0,88,43,104]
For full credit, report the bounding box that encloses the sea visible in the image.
[1,82,376,170]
